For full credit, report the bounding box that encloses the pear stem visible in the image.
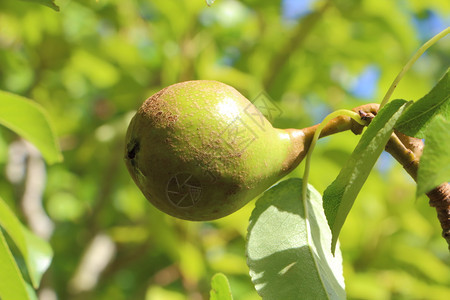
[301,110,369,202]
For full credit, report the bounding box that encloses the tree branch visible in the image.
[384,134,450,250]
[303,103,450,249]
[384,133,419,180]
[427,183,450,249]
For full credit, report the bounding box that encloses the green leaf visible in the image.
[416,115,450,195]
[0,198,53,289]
[246,178,346,300]
[210,273,233,300]
[0,90,63,164]
[395,69,449,138]
[0,229,31,300]
[323,100,409,253]
[18,0,60,11]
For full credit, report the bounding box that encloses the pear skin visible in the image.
[124,80,307,221]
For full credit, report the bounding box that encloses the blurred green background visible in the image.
[0,0,449,299]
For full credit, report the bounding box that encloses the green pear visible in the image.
[124,80,310,221]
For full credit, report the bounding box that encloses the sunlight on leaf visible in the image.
[210,273,233,300]
[0,198,53,289]
[323,100,409,253]
[416,115,450,195]
[0,90,63,165]
[395,69,449,138]
[18,0,60,11]
[247,178,346,300]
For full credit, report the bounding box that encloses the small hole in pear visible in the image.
[127,140,140,160]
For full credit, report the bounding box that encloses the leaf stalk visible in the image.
[380,27,449,109]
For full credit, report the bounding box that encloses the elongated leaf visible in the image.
[18,0,59,11]
[0,90,62,164]
[416,115,450,195]
[0,229,31,300]
[247,178,345,300]
[210,273,233,300]
[395,69,449,138]
[0,198,53,289]
[323,100,409,253]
